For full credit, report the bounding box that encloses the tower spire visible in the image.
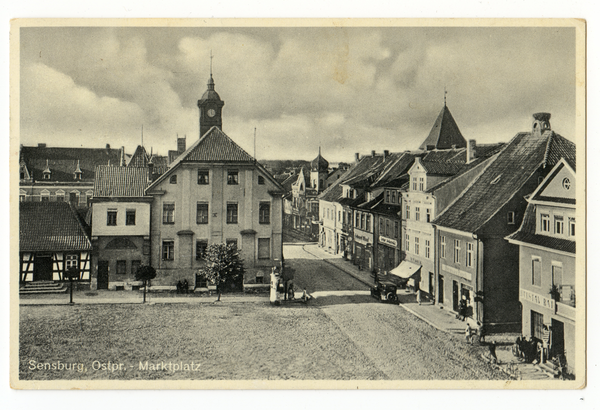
[207,50,215,90]
[444,87,447,106]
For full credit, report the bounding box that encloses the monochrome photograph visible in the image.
[10,18,586,390]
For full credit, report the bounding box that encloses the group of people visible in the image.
[464,321,486,345]
[176,279,189,294]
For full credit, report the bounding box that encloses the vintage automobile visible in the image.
[370,281,398,303]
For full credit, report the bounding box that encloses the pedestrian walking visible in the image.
[465,323,472,344]
[458,296,467,321]
[416,288,421,305]
[542,324,551,363]
[477,321,486,343]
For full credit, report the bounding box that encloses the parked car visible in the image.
[370,281,398,303]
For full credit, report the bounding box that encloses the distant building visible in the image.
[19,202,92,285]
[19,144,125,207]
[433,113,576,333]
[506,158,576,374]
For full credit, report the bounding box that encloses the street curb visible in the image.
[19,296,271,307]
[397,303,453,335]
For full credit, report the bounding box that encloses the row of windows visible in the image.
[355,211,371,232]
[20,191,93,204]
[168,170,266,186]
[379,218,399,239]
[404,234,431,259]
[115,259,142,275]
[106,209,137,226]
[540,214,575,237]
[531,258,565,288]
[405,205,432,222]
[161,202,271,225]
[439,236,475,267]
[384,189,401,205]
[162,238,271,261]
[411,176,425,192]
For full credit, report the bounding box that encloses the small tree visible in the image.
[135,265,157,303]
[197,243,245,301]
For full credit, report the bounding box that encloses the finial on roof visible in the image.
[75,159,82,173]
[444,86,447,107]
[43,159,51,174]
[207,50,215,90]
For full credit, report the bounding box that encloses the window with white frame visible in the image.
[569,218,575,237]
[406,205,410,220]
[163,203,175,224]
[453,239,461,263]
[65,254,78,271]
[466,243,474,267]
[554,215,564,235]
[415,207,420,221]
[441,236,446,259]
[507,212,515,224]
[541,213,550,232]
[414,237,420,255]
[532,257,541,286]
[226,203,238,224]
[419,177,424,191]
[162,240,174,260]
[425,240,430,259]
[412,177,417,191]
[405,234,410,252]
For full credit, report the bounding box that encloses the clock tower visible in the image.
[197,69,225,138]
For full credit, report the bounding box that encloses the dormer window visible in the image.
[73,160,83,180]
[507,212,515,225]
[43,159,51,180]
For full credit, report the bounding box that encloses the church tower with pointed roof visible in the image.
[418,103,467,151]
[310,147,329,192]
[197,54,225,138]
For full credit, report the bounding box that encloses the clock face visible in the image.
[207,108,216,118]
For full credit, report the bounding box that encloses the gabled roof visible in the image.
[127,145,149,167]
[370,152,417,188]
[341,155,386,188]
[94,166,149,197]
[147,126,283,192]
[529,159,576,206]
[434,130,575,234]
[358,192,402,216]
[173,126,255,164]
[505,203,575,254]
[20,202,92,252]
[418,105,467,150]
[20,145,123,182]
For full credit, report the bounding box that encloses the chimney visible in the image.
[106,144,111,149]
[177,136,186,153]
[467,140,476,163]
[120,146,126,166]
[383,150,389,160]
[532,112,551,136]
[355,152,360,162]
[38,143,46,148]
[371,150,376,157]
[426,145,435,151]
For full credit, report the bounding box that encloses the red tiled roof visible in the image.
[20,145,123,182]
[20,202,92,252]
[94,166,149,197]
[434,130,575,234]
[506,204,575,254]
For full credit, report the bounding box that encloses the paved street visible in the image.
[283,243,507,380]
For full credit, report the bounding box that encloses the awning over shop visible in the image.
[390,261,422,279]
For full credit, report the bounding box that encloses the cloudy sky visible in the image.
[19,25,577,163]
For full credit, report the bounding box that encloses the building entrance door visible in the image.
[33,255,53,281]
[438,274,444,303]
[551,319,565,359]
[97,261,109,290]
[452,280,459,312]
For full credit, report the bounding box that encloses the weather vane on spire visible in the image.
[209,49,213,77]
[444,86,447,106]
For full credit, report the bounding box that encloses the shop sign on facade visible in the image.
[441,263,472,281]
[379,236,397,247]
[354,232,372,245]
[520,289,555,310]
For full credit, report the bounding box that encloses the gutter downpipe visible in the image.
[474,233,483,324]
